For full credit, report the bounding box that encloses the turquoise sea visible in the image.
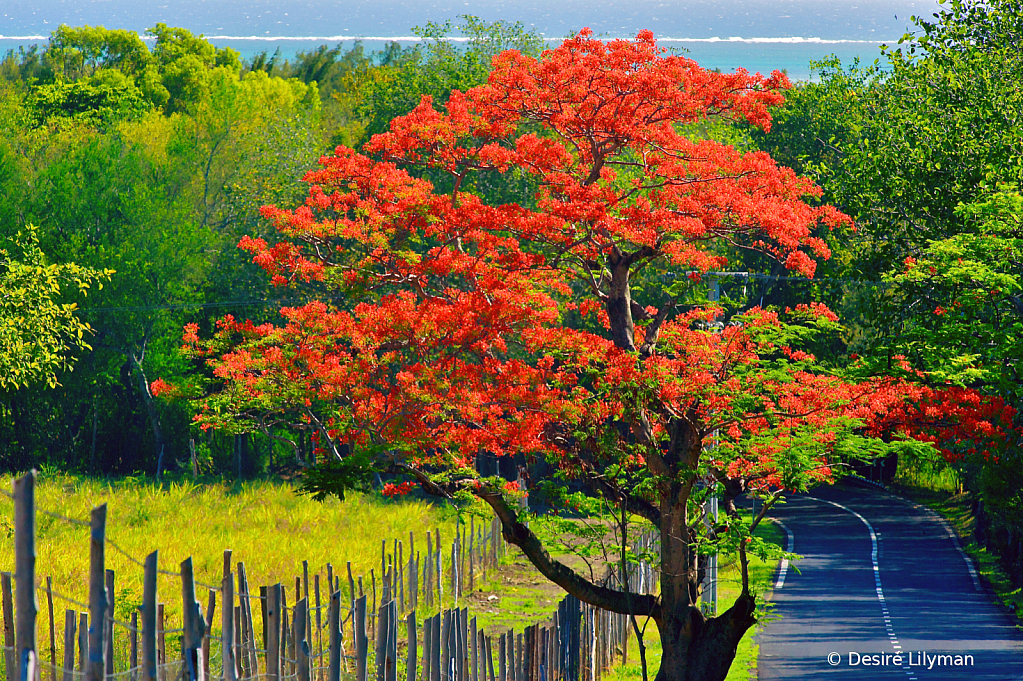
[2,0,941,81]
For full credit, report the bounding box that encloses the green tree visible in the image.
[361,15,545,137]
[47,24,153,80]
[0,226,110,390]
[828,0,1022,278]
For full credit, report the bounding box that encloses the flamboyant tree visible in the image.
[178,31,1014,681]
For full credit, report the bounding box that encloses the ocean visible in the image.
[1,0,941,81]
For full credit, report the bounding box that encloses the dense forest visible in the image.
[1,2,1020,585]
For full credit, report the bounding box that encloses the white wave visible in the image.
[655,36,890,44]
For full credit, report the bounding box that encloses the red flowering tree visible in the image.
[180,31,1014,681]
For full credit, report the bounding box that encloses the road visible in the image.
[755,483,1023,680]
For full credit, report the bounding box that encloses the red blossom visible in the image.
[382,481,417,497]
[150,378,174,397]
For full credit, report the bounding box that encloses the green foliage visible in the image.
[750,55,876,183]
[27,77,151,128]
[48,24,154,80]
[148,23,240,72]
[0,21,330,474]
[361,15,545,137]
[296,451,384,501]
[0,226,111,390]
[879,190,1023,393]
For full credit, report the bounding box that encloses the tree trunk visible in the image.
[132,351,165,465]
[655,500,757,681]
[653,595,756,681]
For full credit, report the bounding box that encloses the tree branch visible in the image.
[580,473,662,528]
[474,486,662,618]
[639,296,676,357]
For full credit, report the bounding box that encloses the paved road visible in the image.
[756,483,1023,680]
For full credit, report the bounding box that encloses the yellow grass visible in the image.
[0,472,460,674]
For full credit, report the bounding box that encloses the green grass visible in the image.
[0,471,461,674]
[891,469,1023,629]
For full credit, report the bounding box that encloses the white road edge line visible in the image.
[769,518,795,588]
[899,498,983,592]
[810,497,902,652]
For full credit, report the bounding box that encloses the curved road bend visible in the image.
[756,483,1023,680]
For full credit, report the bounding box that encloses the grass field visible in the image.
[0,471,462,674]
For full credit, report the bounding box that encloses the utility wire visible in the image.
[72,273,890,315]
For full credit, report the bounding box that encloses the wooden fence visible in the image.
[1,472,658,681]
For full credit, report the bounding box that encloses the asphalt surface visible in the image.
[755,483,1023,680]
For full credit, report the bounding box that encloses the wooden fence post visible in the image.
[296,598,310,681]
[141,552,157,681]
[425,534,433,610]
[468,518,474,595]
[129,612,138,681]
[282,590,292,677]
[470,617,477,681]
[434,531,442,608]
[259,588,268,656]
[233,606,242,680]
[156,605,165,681]
[202,590,215,679]
[374,602,386,681]
[13,472,38,681]
[422,613,433,681]
[429,615,440,681]
[397,545,404,614]
[180,557,206,681]
[552,612,561,681]
[384,602,396,681]
[77,614,87,676]
[105,569,115,678]
[405,611,416,681]
[497,634,505,681]
[222,573,237,681]
[440,611,450,681]
[45,577,55,681]
[266,585,280,681]
[61,611,75,681]
[314,575,322,674]
[2,572,15,680]
[354,595,367,681]
[458,609,467,681]
[88,504,107,681]
[485,635,494,681]
[327,591,341,681]
[237,563,258,678]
